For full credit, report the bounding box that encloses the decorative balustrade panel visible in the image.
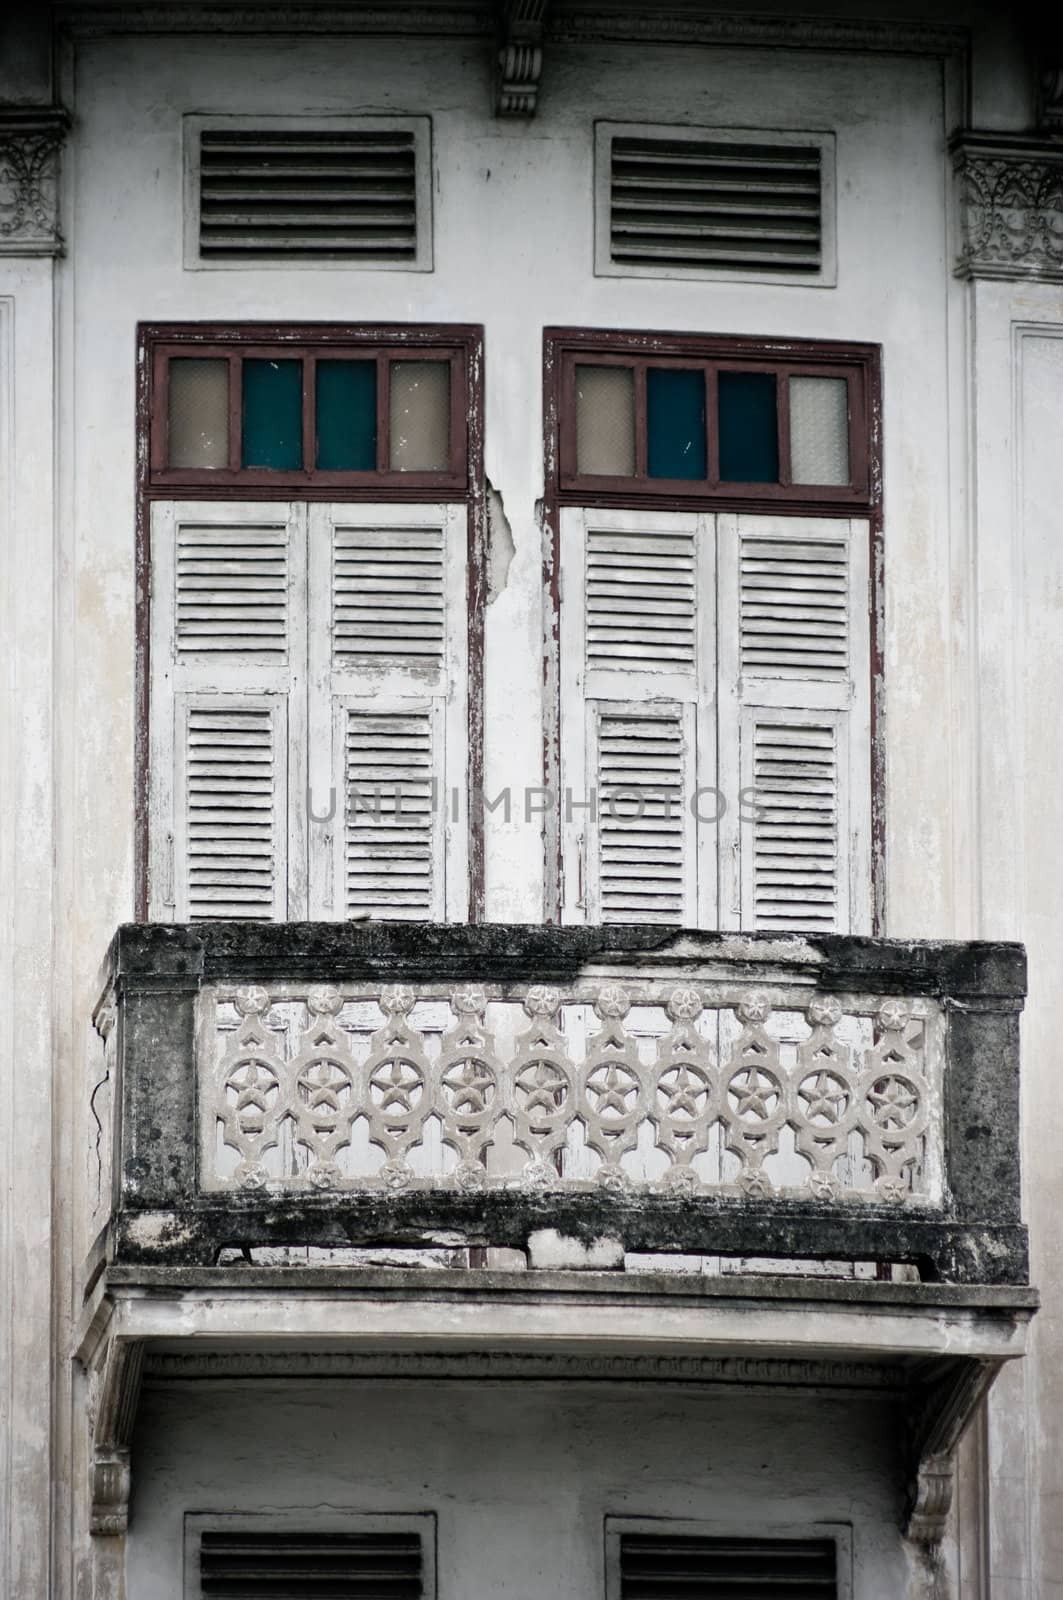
[198,979,944,1205]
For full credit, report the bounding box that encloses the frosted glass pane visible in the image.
[168,359,229,469]
[790,376,850,486]
[576,365,636,477]
[389,361,450,472]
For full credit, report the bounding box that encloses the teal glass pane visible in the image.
[316,360,376,471]
[647,368,706,480]
[242,359,303,470]
[718,371,779,483]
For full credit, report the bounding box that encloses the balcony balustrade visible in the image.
[89,921,1028,1283]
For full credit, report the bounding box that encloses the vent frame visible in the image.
[605,1517,852,1600]
[184,114,433,271]
[595,121,836,286]
[184,1510,436,1599]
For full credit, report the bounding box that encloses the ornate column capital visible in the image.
[952,132,1063,282]
[0,107,71,258]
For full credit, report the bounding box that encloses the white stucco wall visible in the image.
[0,12,1051,1599]
[126,1380,907,1598]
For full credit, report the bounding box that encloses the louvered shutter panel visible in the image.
[559,508,714,925]
[149,502,307,920]
[616,1532,838,1598]
[308,503,468,921]
[717,514,871,933]
[199,1528,425,1597]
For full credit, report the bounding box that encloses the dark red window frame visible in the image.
[134,321,487,922]
[541,325,885,930]
[551,327,879,513]
[147,325,473,494]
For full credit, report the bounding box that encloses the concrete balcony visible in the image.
[78,923,1037,1545]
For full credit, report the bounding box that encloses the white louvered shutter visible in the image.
[148,501,307,920]
[717,514,871,933]
[307,503,468,922]
[559,508,715,925]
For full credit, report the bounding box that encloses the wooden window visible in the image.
[137,323,484,924]
[147,331,468,491]
[558,337,872,506]
[148,501,469,922]
[559,509,871,933]
[547,328,881,934]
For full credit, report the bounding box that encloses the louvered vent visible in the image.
[185,705,278,920]
[200,1528,423,1597]
[345,709,436,918]
[334,525,444,669]
[176,525,288,660]
[587,529,695,674]
[607,133,823,275]
[597,711,686,923]
[740,536,848,677]
[752,721,838,930]
[197,126,421,262]
[618,1532,837,1598]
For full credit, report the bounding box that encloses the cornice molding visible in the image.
[58,4,493,36]
[546,8,967,58]
[953,134,1063,283]
[0,109,70,258]
[142,1347,907,1388]
[56,2,966,58]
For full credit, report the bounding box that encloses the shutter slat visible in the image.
[740,533,849,679]
[200,1528,423,1598]
[618,1533,837,1598]
[597,710,688,924]
[609,135,823,274]
[176,525,288,661]
[184,704,282,921]
[198,127,420,261]
[751,720,839,930]
[333,526,445,670]
[343,709,437,920]
[587,527,696,675]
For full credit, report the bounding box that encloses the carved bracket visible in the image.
[953,134,1063,282]
[495,1,550,117]
[0,108,70,257]
[904,1357,1000,1546]
[85,1331,144,1536]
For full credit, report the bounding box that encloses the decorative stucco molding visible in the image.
[496,1,550,117]
[86,1334,143,1536]
[0,109,70,258]
[953,134,1063,282]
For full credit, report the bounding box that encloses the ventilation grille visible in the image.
[619,1532,837,1598]
[587,529,695,674]
[345,709,437,919]
[597,710,686,923]
[185,705,278,921]
[198,128,419,261]
[752,720,838,931]
[334,525,444,669]
[176,525,288,660]
[608,134,822,274]
[740,536,848,678]
[200,1528,423,1596]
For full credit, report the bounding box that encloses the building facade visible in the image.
[0,2,1059,1596]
